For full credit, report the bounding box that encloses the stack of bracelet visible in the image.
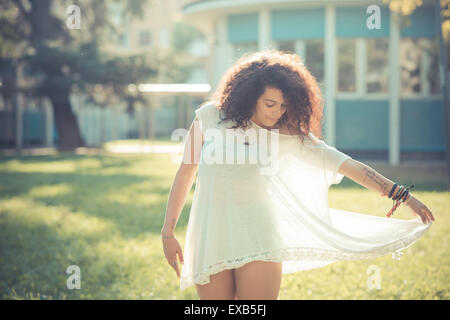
[386,183,415,217]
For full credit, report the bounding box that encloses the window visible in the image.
[232,42,257,61]
[337,39,356,92]
[400,38,421,94]
[337,38,390,95]
[278,40,295,54]
[427,41,440,94]
[366,38,389,93]
[400,37,440,96]
[139,31,152,47]
[275,39,324,83]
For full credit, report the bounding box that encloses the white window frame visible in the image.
[336,37,390,100]
[336,36,442,100]
[159,27,169,49]
[274,39,324,85]
[294,39,305,59]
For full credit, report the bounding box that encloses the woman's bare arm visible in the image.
[338,159,393,197]
[338,159,435,224]
[161,117,204,236]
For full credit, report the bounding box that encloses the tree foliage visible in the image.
[0,0,162,150]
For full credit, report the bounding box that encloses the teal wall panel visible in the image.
[336,6,390,38]
[228,13,258,43]
[335,99,445,152]
[271,8,325,40]
[400,6,436,38]
[23,109,43,144]
[335,100,389,150]
[400,99,445,151]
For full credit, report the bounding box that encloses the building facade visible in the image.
[182,0,446,164]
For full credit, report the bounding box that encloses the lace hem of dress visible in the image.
[179,230,424,290]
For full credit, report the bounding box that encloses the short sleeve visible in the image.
[321,140,352,186]
[194,101,220,135]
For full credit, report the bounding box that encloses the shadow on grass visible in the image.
[0,213,117,299]
[0,154,192,240]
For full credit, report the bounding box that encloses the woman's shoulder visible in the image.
[194,100,223,131]
[307,132,321,144]
[296,131,321,147]
[195,100,221,116]
[301,132,337,151]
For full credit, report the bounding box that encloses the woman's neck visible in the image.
[251,117,281,130]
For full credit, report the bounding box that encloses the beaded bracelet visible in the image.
[388,183,398,198]
[386,184,415,217]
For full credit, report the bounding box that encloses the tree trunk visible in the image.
[47,90,85,151]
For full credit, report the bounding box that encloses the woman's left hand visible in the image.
[405,195,435,224]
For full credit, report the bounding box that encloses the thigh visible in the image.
[195,268,236,300]
[234,260,282,300]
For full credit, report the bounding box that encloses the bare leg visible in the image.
[234,260,282,300]
[195,268,236,300]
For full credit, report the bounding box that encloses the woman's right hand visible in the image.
[162,234,184,279]
[405,195,435,224]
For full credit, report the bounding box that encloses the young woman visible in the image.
[161,50,435,300]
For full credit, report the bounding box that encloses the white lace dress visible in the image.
[179,101,432,290]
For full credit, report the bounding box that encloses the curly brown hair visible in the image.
[210,49,324,144]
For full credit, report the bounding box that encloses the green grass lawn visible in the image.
[0,151,449,300]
